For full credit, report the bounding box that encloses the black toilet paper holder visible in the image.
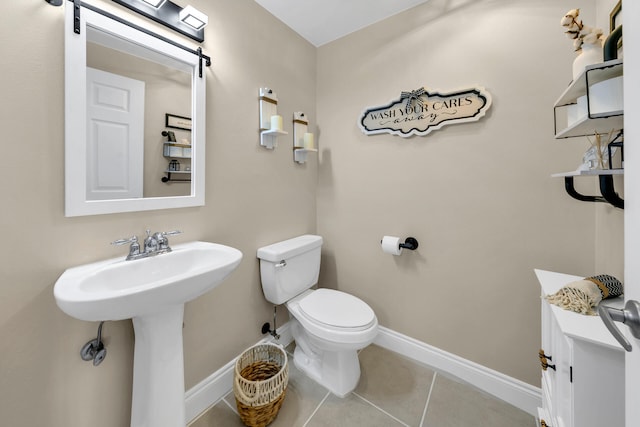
[399,237,419,250]
[380,237,419,250]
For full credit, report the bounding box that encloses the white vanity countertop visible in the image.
[535,269,624,351]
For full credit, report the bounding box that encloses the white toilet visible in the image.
[257,234,378,397]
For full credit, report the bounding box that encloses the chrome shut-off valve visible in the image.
[80,321,107,366]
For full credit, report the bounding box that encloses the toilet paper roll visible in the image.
[381,236,402,256]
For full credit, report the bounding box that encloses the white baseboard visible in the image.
[185,322,294,423]
[185,322,541,422]
[374,326,541,416]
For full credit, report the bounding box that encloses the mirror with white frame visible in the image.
[64,4,205,216]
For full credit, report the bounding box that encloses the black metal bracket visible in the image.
[608,130,624,169]
[599,174,624,209]
[563,175,624,209]
[73,0,81,34]
[564,177,604,203]
[196,48,211,78]
[161,172,191,183]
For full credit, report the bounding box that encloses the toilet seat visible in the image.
[287,289,378,346]
[298,288,376,331]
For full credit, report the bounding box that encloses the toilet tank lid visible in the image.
[257,235,323,262]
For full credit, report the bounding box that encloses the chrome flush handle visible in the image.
[598,300,640,352]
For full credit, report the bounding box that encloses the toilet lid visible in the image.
[298,288,375,329]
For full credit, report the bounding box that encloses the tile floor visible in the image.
[190,344,537,427]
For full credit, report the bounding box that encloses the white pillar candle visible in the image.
[303,132,314,149]
[270,115,283,131]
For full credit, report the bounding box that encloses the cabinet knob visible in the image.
[538,349,556,371]
[541,359,556,371]
[538,349,552,361]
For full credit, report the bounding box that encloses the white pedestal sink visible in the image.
[54,241,242,427]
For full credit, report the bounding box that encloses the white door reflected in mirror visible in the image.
[86,67,145,200]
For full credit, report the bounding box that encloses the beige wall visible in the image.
[315,0,619,387]
[0,1,316,426]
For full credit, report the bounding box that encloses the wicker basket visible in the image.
[233,343,289,427]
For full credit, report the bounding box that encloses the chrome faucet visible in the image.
[143,230,159,254]
[112,230,182,261]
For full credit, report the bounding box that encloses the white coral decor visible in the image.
[560,8,604,51]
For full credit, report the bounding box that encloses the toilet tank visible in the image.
[257,235,323,305]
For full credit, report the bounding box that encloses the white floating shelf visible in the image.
[260,129,288,149]
[553,59,623,139]
[293,147,318,164]
[258,88,288,149]
[554,59,623,107]
[551,169,624,178]
[292,111,316,164]
[554,113,623,139]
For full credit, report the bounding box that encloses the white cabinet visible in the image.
[535,269,624,427]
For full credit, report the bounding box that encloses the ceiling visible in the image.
[254,0,431,47]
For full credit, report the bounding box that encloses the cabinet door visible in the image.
[540,300,555,414]
[553,329,572,427]
[542,301,573,427]
[572,340,624,427]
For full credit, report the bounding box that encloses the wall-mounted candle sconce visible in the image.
[111,0,208,42]
[259,88,288,149]
[293,112,317,164]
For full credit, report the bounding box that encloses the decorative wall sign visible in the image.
[359,86,492,137]
[165,113,192,131]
